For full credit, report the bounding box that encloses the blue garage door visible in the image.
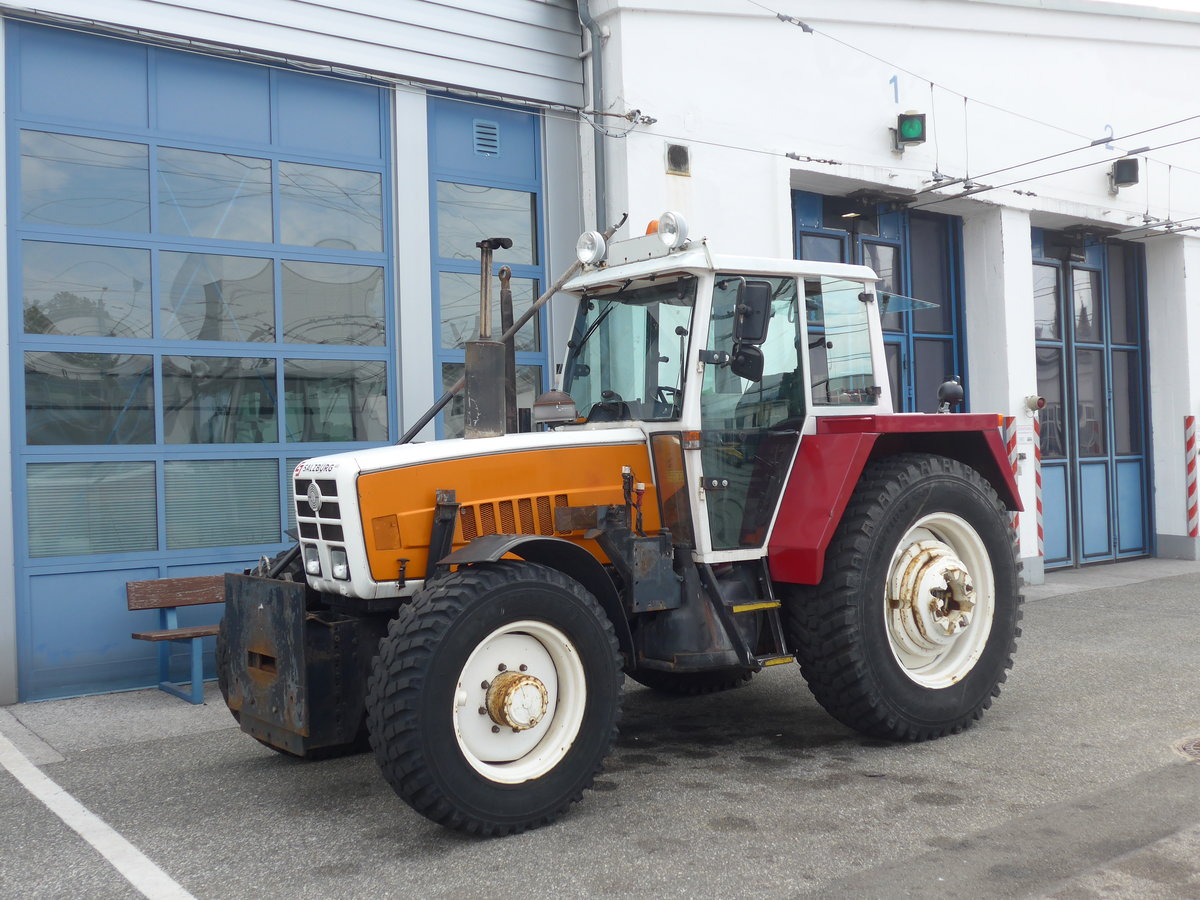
[1033,230,1150,568]
[8,23,394,699]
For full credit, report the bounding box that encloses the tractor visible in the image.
[216,212,1022,835]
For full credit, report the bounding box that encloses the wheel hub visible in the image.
[485,670,549,732]
[888,539,976,657]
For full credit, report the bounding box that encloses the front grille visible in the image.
[295,476,346,553]
[459,493,569,539]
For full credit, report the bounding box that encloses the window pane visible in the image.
[1036,347,1065,459]
[799,234,843,263]
[864,243,902,331]
[1112,350,1142,456]
[23,241,151,338]
[1076,348,1106,457]
[1033,264,1060,340]
[160,252,274,342]
[438,272,539,351]
[909,214,953,334]
[27,461,157,557]
[1108,245,1137,344]
[807,278,877,406]
[1073,269,1102,343]
[885,342,902,411]
[25,351,154,445]
[157,147,272,242]
[441,362,541,438]
[21,130,149,231]
[913,339,955,414]
[165,458,280,549]
[285,358,387,441]
[163,356,276,443]
[436,182,536,265]
[282,260,385,346]
[279,161,382,251]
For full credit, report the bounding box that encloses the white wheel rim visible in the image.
[883,512,995,689]
[452,620,586,784]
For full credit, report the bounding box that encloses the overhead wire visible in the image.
[746,0,1200,221]
[907,133,1200,212]
[744,0,1099,141]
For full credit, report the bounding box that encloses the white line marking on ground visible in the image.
[0,730,196,900]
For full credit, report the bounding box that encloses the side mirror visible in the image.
[730,344,764,382]
[734,280,772,345]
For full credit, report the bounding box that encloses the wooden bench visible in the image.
[126,574,224,704]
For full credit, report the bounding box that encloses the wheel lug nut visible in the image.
[498,663,507,672]
[478,706,487,715]
[481,680,490,689]
[491,725,500,733]
[519,664,528,672]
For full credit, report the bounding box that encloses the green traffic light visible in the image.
[898,114,926,142]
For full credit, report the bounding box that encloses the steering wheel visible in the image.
[654,385,682,417]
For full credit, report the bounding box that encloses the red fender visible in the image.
[767,414,1021,586]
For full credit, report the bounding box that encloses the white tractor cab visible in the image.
[552,213,945,559]
[217,212,1022,837]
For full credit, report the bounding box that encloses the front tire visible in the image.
[365,561,623,835]
[785,454,1022,741]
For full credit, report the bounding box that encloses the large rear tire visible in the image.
[365,561,623,835]
[785,453,1022,741]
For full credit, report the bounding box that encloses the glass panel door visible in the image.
[1031,233,1150,568]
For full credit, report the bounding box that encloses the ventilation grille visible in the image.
[460,494,569,539]
[473,119,500,156]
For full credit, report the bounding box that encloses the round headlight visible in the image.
[656,211,689,249]
[575,230,607,265]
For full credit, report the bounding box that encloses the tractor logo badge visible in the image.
[307,482,322,513]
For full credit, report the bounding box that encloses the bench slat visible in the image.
[126,574,225,611]
[131,625,220,642]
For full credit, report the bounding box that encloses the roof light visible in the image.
[575,230,607,265]
[655,211,689,249]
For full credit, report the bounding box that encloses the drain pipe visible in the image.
[578,0,608,230]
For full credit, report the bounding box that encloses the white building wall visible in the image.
[590,0,1200,240]
[587,0,1200,574]
[960,205,1043,577]
[1146,236,1200,559]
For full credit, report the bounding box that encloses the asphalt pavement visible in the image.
[2,558,1199,899]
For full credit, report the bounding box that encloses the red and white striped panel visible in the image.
[1186,416,1198,538]
[1033,415,1044,557]
[1003,416,1019,537]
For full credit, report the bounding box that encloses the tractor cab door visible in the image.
[698,276,806,551]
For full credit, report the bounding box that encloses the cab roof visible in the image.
[562,240,880,294]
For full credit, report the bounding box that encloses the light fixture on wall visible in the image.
[1109,157,1140,195]
[891,111,926,152]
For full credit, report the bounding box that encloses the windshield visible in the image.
[562,275,696,422]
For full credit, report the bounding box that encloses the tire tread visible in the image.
[784,453,1024,741]
[365,561,623,836]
